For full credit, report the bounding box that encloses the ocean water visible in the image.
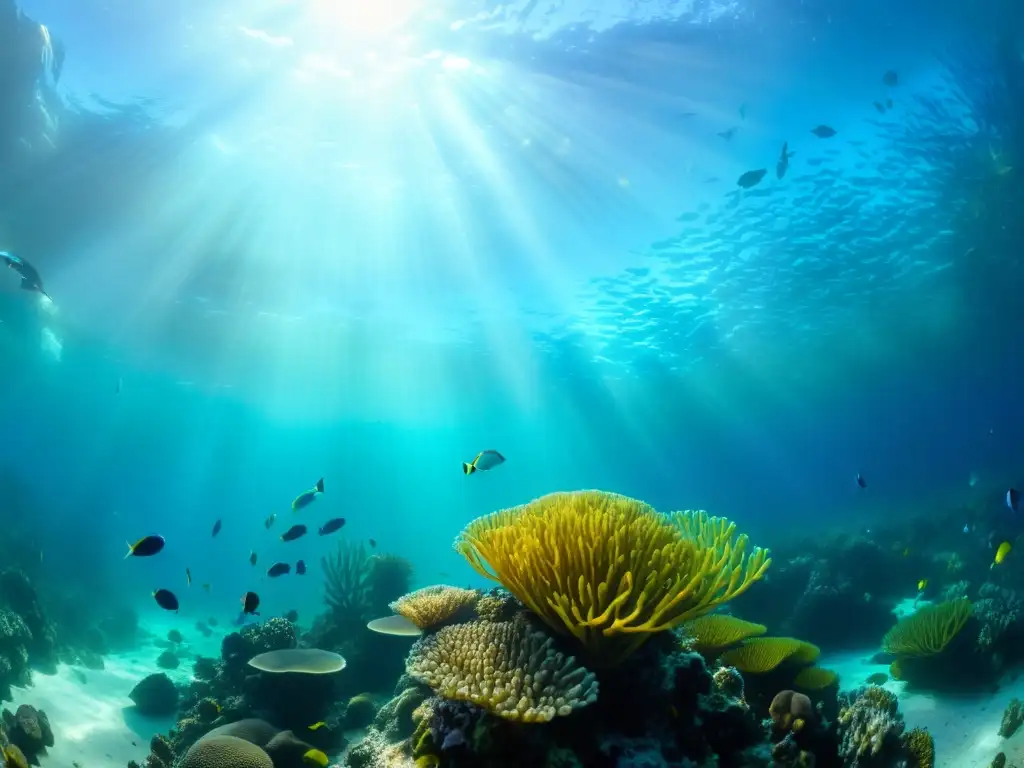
[2,0,1024,766]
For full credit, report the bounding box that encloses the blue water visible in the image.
[1,0,1024,630]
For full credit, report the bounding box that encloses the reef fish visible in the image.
[0,250,50,299]
[303,749,328,768]
[249,551,257,566]
[856,473,867,489]
[241,591,260,615]
[811,125,837,138]
[462,450,505,475]
[211,519,222,537]
[776,142,794,180]
[1008,488,1020,512]
[737,168,766,189]
[153,589,179,612]
[917,579,927,591]
[281,524,307,542]
[318,518,345,536]
[264,512,276,529]
[267,562,290,577]
[186,568,192,586]
[125,535,164,559]
[292,478,324,511]
[994,541,1012,568]
[307,722,327,731]
[296,560,306,575]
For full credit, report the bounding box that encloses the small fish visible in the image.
[776,142,794,179]
[202,583,211,593]
[917,579,928,591]
[0,250,50,299]
[267,562,291,577]
[296,560,306,575]
[292,478,325,511]
[281,524,307,542]
[303,749,328,768]
[856,473,867,489]
[369,539,377,548]
[716,127,737,140]
[249,551,257,566]
[308,721,327,731]
[1008,488,1020,512]
[811,125,837,138]
[186,568,192,587]
[873,100,886,114]
[264,512,276,529]
[462,450,506,475]
[969,471,978,488]
[318,518,346,536]
[211,519,222,537]
[994,541,1012,567]
[124,535,165,559]
[963,524,970,534]
[241,591,260,615]
[153,589,179,612]
[737,168,767,189]
[883,70,898,87]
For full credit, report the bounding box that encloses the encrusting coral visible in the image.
[389,586,479,630]
[882,598,973,657]
[455,489,771,664]
[406,616,599,722]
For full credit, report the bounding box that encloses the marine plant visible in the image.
[881,598,972,657]
[454,489,771,663]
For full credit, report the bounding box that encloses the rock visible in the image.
[157,650,180,670]
[2,704,55,761]
[129,673,178,716]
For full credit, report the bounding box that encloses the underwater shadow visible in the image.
[120,706,175,741]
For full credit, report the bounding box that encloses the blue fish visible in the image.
[1008,488,1020,512]
[292,478,324,511]
[463,450,506,476]
[856,473,867,489]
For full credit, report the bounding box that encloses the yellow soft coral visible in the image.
[903,727,934,768]
[719,637,819,673]
[454,490,771,663]
[390,585,480,630]
[406,617,598,722]
[683,614,767,651]
[793,666,838,690]
[882,598,972,657]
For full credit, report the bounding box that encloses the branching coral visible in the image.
[837,686,906,763]
[454,490,770,663]
[389,586,479,630]
[974,583,1021,651]
[882,598,972,657]
[406,617,599,722]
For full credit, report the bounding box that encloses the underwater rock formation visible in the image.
[1,704,54,765]
[129,673,179,716]
[0,571,57,675]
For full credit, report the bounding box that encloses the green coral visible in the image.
[882,599,972,657]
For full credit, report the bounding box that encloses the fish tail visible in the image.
[462,462,475,475]
[315,477,324,493]
[124,541,134,559]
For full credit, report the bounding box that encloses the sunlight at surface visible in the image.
[307,0,427,39]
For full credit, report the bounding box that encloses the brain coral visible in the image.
[200,719,279,747]
[455,490,770,663]
[181,735,273,768]
[389,585,479,630]
[882,598,972,657]
[407,617,599,722]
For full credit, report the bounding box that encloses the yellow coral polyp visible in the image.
[683,614,767,651]
[882,598,972,657]
[389,585,480,630]
[719,637,818,674]
[454,490,771,663]
[406,617,599,722]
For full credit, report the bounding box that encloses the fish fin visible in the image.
[18,277,33,291]
[315,477,324,493]
[462,462,475,475]
[124,541,134,559]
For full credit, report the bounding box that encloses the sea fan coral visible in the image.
[454,490,770,663]
[881,598,972,657]
[719,637,819,674]
[406,617,599,722]
[389,586,479,630]
[682,614,767,652]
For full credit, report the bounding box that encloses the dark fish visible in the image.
[267,562,290,577]
[883,70,898,87]
[856,473,867,489]
[153,589,179,612]
[1008,488,1020,512]
[369,539,377,548]
[125,535,164,559]
[292,478,324,511]
[296,560,306,575]
[737,169,767,189]
[281,524,307,542]
[463,450,505,475]
[211,519,222,537]
[186,568,192,586]
[873,100,886,114]
[811,125,837,138]
[716,127,737,140]
[776,142,794,179]
[318,518,346,536]
[0,251,50,299]
[249,551,257,566]
[241,591,260,614]
[264,513,276,529]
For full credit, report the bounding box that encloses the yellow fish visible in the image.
[307,721,327,731]
[994,541,1012,568]
[917,579,927,591]
[302,749,328,768]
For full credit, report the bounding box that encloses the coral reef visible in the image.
[836,686,924,766]
[455,490,771,664]
[129,673,178,717]
[388,586,479,630]
[2,705,54,765]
